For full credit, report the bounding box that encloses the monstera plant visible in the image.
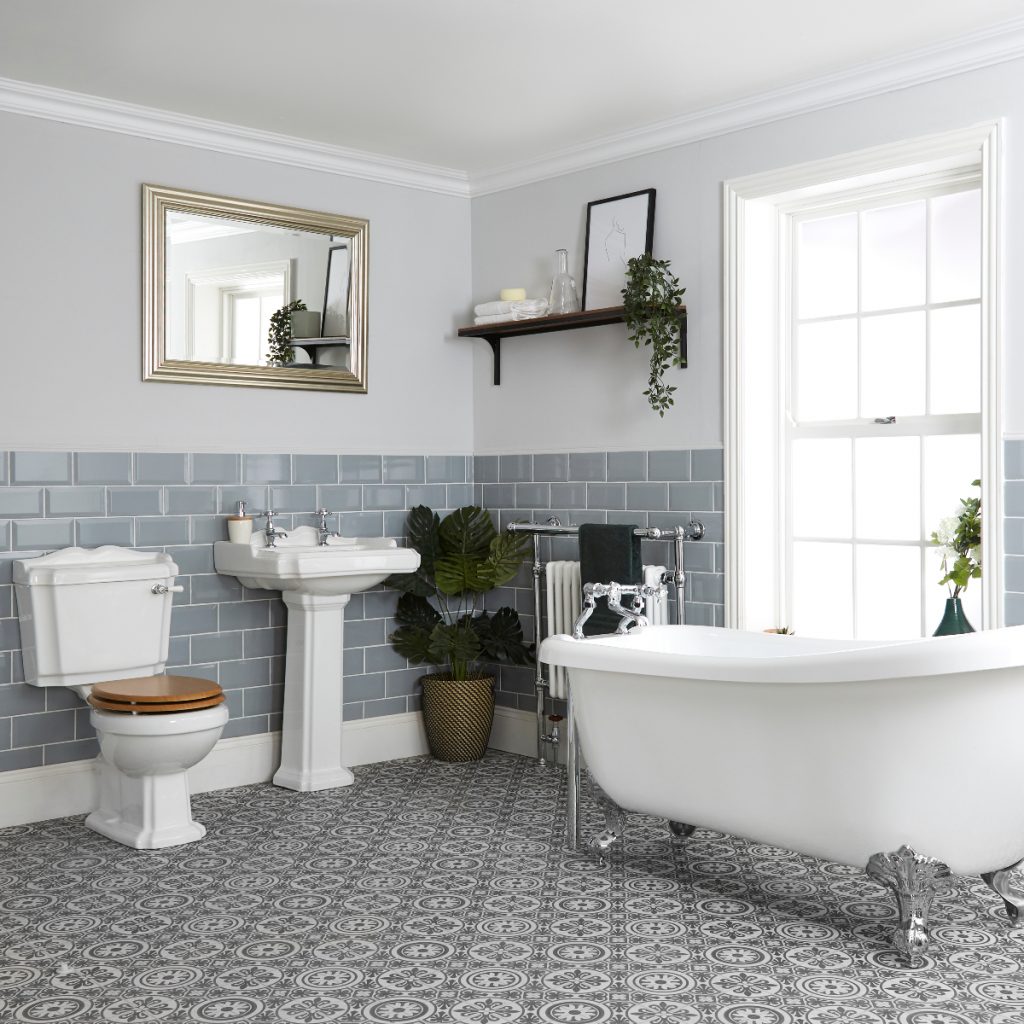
[387,505,532,761]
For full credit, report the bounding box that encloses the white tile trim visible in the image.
[0,708,539,828]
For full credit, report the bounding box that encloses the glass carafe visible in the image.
[547,248,580,314]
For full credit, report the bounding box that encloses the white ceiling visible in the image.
[1,0,1022,174]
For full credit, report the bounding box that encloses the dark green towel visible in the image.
[578,523,643,636]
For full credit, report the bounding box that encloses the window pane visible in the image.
[929,305,980,415]
[795,319,857,421]
[923,434,980,545]
[860,311,925,418]
[855,436,920,540]
[792,542,853,638]
[931,189,981,303]
[797,213,857,319]
[792,439,852,539]
[856,544,921,639]
[862,201,925,311]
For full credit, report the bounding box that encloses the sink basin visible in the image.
[213,525,421,794]
[214,526,420,596]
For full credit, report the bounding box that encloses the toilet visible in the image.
[14,546,229,850]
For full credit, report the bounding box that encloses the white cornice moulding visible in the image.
[0,77,471,198]
[2,15,1023,199]
[471,16,1024,196]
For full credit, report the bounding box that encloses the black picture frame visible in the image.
[581,188,656,311]
[321,243,350,338]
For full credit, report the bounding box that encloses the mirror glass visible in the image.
[144,186,368,392]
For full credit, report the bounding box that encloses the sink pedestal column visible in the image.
[274,591,355,792]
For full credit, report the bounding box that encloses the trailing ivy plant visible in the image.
[622,253,686,416]
[267,299,308,367]
[387,505,533,681]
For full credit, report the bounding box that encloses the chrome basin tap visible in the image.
[255,509,288,548]
[312,508,340,546]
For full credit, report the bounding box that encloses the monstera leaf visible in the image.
[388,504,531,678]
[386,505,441,597]
[438,505,494,558]
[390,593,442,663]
[469,608,532,666]
[485,530,531,589]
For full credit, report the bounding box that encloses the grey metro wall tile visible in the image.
[533,453,569,482]
[108,487,163,516]
[75,452,132,484]
[46,487,106,518]
[692,448,725,481]
[383,455,424,484]
[13,520,74,550]
[293,454,339,484]
[244,454,291,484]
[135,453,188,484]
[426,456,467,483]
[342,455,382,483]
[191,453,240,484]
[165,487,218,515]
[135,518,190,546]
[11,452,72,485]
[473,455,498,483]
[568,452,606,481]
[76,518,134,547]
[0,488,44,519]
[499,454,532,482]
[607,451,647,481]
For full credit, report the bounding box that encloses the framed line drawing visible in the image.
[581,188,656,311]
[321,243,351,337]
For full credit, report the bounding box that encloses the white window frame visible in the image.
[723,124,1003,632]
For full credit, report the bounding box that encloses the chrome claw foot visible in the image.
[982,859,1024,927]
[589,830,621,865]
[588,776,626,864]
[668,820,695,838]
[866,845,951,964]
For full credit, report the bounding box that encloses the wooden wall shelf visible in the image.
[457,305,686,385]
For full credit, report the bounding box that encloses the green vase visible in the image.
[933,597,974,636]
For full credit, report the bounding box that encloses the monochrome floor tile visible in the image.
[2,751,1024,1022]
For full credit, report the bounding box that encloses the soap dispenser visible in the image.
[227,500,254,544]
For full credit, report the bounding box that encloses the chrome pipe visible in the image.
[531,531,548,765]
[566,683,579,851]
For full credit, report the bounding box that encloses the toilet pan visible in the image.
[14,547,231,850]
[85,675,228,849]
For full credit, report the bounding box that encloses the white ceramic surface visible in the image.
[540,623,1024,875]
[215,526,421,792]
[214,526,419,597]
[14,545,227,849]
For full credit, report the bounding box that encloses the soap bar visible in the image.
[500,288,526,302]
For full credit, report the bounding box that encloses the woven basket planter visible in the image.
[420,674,495,762]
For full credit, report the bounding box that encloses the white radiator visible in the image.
[542,561,669,699]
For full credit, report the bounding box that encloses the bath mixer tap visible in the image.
[573,581,659,638]
[311,508,341,546]
[255,510,288,548]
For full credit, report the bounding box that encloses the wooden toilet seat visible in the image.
[87,674,225,714]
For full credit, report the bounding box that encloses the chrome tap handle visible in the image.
[312,507,341,545]
[254,509,287,547]
[572,582,657,638]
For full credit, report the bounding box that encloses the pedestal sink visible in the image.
[214,526,420,792]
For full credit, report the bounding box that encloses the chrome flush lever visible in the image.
[152,584,185,594]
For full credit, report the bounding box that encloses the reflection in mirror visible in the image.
[144,186,368,392]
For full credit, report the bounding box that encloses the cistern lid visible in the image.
[14,546,177,587]
[88,675,225,713]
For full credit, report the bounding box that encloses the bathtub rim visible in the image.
[539,623,1024,684]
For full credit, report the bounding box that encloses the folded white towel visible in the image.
[474,312,515,325]
[474,300,516,317]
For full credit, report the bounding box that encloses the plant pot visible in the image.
[933,597,975,636]
[419,673,495,762]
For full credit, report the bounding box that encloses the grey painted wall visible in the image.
[0,111,473,454]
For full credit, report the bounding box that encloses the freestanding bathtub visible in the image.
[540,622,1024,962]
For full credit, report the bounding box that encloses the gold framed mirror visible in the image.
[143,185,369,393]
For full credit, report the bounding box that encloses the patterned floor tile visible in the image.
[1,752,1024,1022]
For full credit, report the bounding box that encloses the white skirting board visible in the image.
[0,706,541,829]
